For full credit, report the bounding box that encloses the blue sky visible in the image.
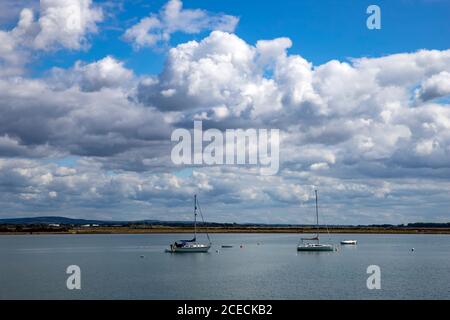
[0,0,449,224]
[30,0,450,76]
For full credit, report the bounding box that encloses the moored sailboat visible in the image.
[297,190,335,252]
[166,195,211,253]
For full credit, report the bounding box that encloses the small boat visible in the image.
[221,245,233,248]
[340,240,357,245]
[297,190,335,252]
[297,243,335,252]
[166,195,211,253]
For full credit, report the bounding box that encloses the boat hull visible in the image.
[297,244,335,252]
[166,244,211,253]
[340,240,357,245]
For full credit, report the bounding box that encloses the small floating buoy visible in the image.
[411,248,415,252]
[240,244,243,248]
[140,255,144,258]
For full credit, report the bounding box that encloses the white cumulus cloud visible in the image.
[123,0,239,49]
[50,56,134,92]
[0,0,103,76]
[415,71,450,102]
[34,0,103,50]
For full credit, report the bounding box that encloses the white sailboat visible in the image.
[166,195,211,253]
[297,190,335,252]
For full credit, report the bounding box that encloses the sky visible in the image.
[0,0,449,225]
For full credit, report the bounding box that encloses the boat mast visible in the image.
[194,194,197,241]
[315,189,320,243]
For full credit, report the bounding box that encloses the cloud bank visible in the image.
[0,1,449,224]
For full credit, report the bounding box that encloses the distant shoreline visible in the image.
[1,226,450,235]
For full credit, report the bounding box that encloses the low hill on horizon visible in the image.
[0,216,449,228]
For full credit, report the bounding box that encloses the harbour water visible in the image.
[0,233,449,299]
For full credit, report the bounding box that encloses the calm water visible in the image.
[0,233,449,299]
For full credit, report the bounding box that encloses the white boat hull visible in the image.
[166,243,211,253]
[340,240,357,245]
[297,244,335,252]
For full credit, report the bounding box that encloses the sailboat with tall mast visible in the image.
[297,190,335,252]
[167,195,211,253]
